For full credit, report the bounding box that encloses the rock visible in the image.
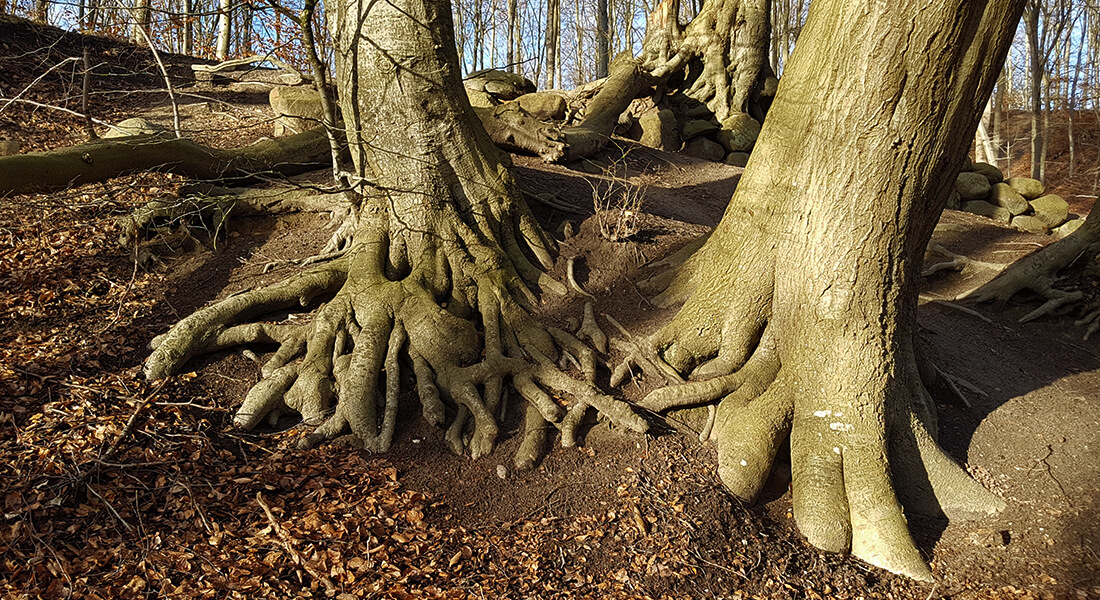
[988,182,1030,215]
[463,69,536,101]
[724,151,750,167]
[955,171,991,202]
[1006,177,1045,200]
[683,137,726,162]
[104,117,167,138]
[638,109,679,151]
[971,161,1004,184]
[1052,218,1084,239]
[945,190,962,210]
[465,88,495,108]
[962,155,973,171]
[513,92,567,120]
[1029,194,1069,228]
[269,85,326,136]
[682,119,719,140]
[962,200,1011,223]
[717,112,761,152]
[0,139,20,156]
[1011,215,1049,234]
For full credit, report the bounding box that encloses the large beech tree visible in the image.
[142,0,646,468]
[633,0,1024,580]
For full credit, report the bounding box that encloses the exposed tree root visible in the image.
[144,188,646,468]
[960,211,1100,325]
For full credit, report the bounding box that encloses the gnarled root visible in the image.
[144,202,646,469]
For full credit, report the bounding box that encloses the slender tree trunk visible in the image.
[596,0,610,77]
[507,0,517,71]
[544,0,560,88]
[642,0,1022,581]
[183,0,194,55]
[130,0,151,44]
[34,0,48,22]
[1025,2,1044,180]
[216,0,232,60]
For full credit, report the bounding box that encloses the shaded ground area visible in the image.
[2,16,1099,600]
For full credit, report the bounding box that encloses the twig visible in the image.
[120,2,182,137]
[256,492,337,593]
[0,98,123,131]
[82,48,97,140]
[85,484,134,532]
[0,56,80,115]
[100,377,171,464]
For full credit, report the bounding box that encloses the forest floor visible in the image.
[1,15,1099,600]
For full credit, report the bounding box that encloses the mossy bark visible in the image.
[638,0,1023,580]
[145,0,644,465]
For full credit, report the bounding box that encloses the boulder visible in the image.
[683,137,726,162]
[1006,177,1045,200]
[962,200,1011,223]
[988,182,1029,215]
[0,139,20,156]
[971,162,1004,184]
[514,92,567,121]
[945,190,962,210]
[717,112,761,152]
[1029,194,1069,228]
[104,117,166,138]
[463,69,536,101]
[1011,215,1049,234]
[724,151,750,167]
[638,109,679,151]
[682,119,719,140]
[1052,218,1085,239]
[269,86,326,136]
[955,171,991,202]
[465,88,495,108]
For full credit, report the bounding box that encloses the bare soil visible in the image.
[1,16,1098,600]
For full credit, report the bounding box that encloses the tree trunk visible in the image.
[216,0,232,60]
[639,0,1022,580]
[183,0,193,55]
[643,0,773,121]
[130,0,151,44]
[544,0,560,88]
[144,0,643,466]
[597,0,610,77]
[1025,2,1043,180]
[0,130,334,197]
[507,0,518,71]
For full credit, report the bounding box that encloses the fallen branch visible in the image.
[255,492,337,594]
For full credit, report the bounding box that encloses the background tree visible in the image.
[634,0,1024,579]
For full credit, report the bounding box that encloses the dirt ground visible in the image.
[1,16,1099,600]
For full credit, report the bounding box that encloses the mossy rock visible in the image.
[682,119,720,140]
[1011,215,1049,234]
[724,151,750,167]
[956,171,991,202]
[971,162,1004,184]
[638,109,679,151]
[945,190,961,210]
[1006,177,1045,200]
[683,137,726,162]
[717,112,761,152]
[269,86,326,136]
[1029,194,1069,228]
[104,117,167,138]
[513,92,567,121]
[988,182,1029,215]
[962,200,1010,223]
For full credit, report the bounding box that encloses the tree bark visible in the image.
[597,0,610,77]
[638,0,1022,580]
[144,0,643,465]
[1025,1,1044,180]
[130,0,151,44]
